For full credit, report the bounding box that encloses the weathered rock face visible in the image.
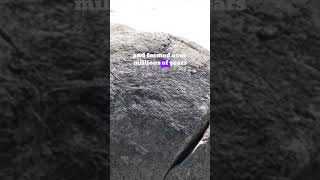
[212,0,320,180]
[110,24,210,180]
[0,2,108,180]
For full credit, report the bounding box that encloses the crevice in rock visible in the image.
[162,112,210,180]
[110,71,119,81]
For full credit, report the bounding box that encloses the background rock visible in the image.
[0,1,108,180]
[212,0,320,179]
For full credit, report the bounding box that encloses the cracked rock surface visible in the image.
[110,24,210,180]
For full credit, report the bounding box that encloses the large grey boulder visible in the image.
[110,24,210,180]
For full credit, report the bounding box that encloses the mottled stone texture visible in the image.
[0,1,108,180]
[212,0,320,180]
[110,24,210,180]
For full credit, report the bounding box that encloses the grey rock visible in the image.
[212,0,320,179]
[0,2,109,180]
[110,24,210,180]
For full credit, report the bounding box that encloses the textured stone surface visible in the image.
[0,1,108,180]
[212,0,320,179]
[110,24,210,180]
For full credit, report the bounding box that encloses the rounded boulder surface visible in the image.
[110,24,210,180]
